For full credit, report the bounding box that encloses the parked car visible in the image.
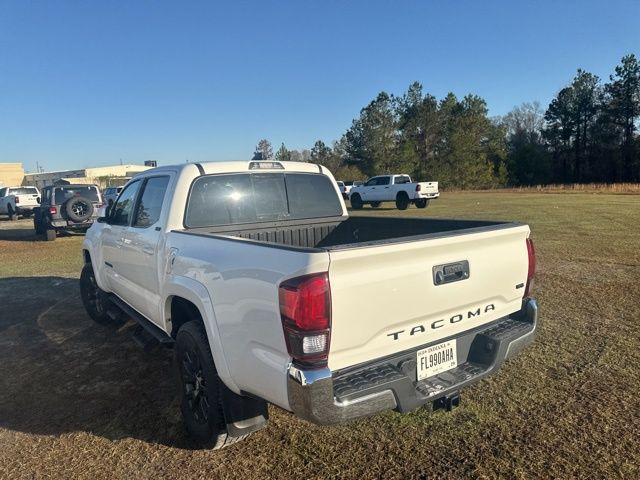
[103,186,123,208]
[349,174,439,210]
[80,160,537,449]
[34,184,103,241]
[336,181,350,199]
[0,186,40,220]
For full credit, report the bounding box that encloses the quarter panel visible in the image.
[167,232,330,410]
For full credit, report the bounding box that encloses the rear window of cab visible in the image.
[185,172,343,228]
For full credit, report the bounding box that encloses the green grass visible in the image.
[0,192,639,479]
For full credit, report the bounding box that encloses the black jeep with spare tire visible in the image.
[33,184,103,241]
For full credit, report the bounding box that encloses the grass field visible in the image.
[1,192,639,479]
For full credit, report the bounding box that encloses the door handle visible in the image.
[142,246,155,255]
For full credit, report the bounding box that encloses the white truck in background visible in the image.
[349,174,439,210]
[0,186,40,220]
[81,160,537,449]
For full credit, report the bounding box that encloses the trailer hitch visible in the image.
[433,392,461,412]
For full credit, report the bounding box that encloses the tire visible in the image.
[395,193,409,210]
[65,197,94,223]
[80,263,118,326]
[45,229,57,241]
[34,212,44,235]
[175,321,249,449]
[7,205,15,221]
[415,199,429,209]
[370,202,381,208]
[350,194,363,210]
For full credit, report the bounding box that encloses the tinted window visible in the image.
[134,176,169,227]
[110,181,141,226]
[185,173,342,228]
[394,176,411,184]
[377,177,391,186]
[365,177,378,187]
[0,188,6,197]
[54,186,100,204]
[286,174,343,219]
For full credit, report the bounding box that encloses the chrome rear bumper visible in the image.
[287,298,538,425]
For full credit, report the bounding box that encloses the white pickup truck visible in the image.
[81,160,537,449]
[349,174,439,210]
[0,186,41,220]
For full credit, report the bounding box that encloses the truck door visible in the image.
[361,176,380,201]
[101,179,143,306]
[367,176,391,201]
[119,175,172,324]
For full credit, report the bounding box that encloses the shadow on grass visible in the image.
[0,276,197,449]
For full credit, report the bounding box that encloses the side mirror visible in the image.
[36,197,41,204]
[96,205,110,222]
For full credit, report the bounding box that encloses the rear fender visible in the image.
[162,275,239,394]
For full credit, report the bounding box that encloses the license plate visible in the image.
[416,340,457,381]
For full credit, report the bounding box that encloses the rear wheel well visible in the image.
[83,250,91,265]
[396,191,409,200]
[170,296,203,338]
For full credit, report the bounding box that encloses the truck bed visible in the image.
[177,216,519,251]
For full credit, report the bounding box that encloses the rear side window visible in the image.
[134,176,170,227]
[54,186,99,204]
[185,173,342,228]
[0,188,6,197]
[394,176,411,184]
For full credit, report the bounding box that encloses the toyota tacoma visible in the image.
[81,160,537,449]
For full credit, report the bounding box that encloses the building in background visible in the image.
[0,163,25,187]
[23,164,152,189]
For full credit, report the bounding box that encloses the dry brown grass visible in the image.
[1,193,639,479]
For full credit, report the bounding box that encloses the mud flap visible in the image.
[221,384,269,437]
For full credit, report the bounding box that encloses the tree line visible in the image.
[253,53,640,188]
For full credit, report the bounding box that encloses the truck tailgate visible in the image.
[327,224,530,371]
[418,181,438,194]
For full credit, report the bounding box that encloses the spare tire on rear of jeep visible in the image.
[65,197,94,222]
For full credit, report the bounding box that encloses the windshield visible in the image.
[185,172,343,228]
[54,186,100,204]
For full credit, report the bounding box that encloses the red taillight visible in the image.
[49,206,57,215]
[415,184,421,192]
[524,238,536,297]
[14,196,19,204]
[279,272,331,367]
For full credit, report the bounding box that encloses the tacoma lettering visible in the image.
[387,304,496,340]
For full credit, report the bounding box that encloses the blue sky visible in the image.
[1,1,638,172]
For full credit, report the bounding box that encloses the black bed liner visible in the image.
[173,216,521,252]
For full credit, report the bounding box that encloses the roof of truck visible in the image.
[136,160,328,177]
